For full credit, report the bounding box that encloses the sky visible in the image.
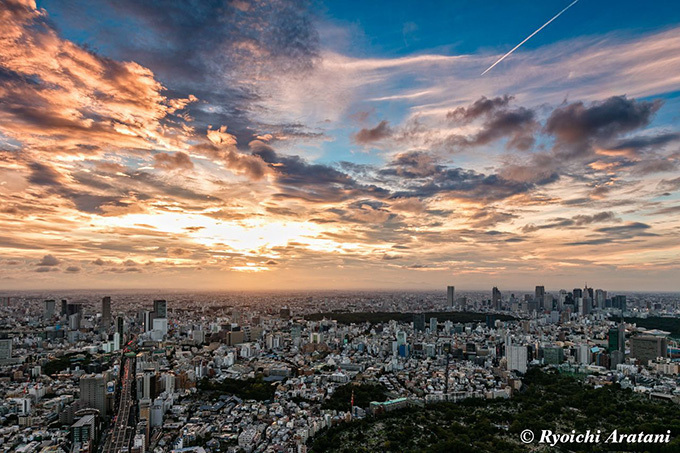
[1,0,680,291]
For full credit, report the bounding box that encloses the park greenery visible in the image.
[610,315,680,337]
[321,382,389,412]
[42,352,91,376]
[197,375,276,401]
[311,368,680,452]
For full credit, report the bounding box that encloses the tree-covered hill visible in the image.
[310,368,680,452]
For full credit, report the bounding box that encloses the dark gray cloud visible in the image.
[523,211,619,233]
[606,132,680,153]
[28,162,63,186]
[446,95,513,123]
[380,151,557,202]
[38,254,60,266]
[353,120,392,144]
[443,96,538,151]
[546,96,662,147]
[39,0,321,144]
[250,140,390,202]
[566,221,657,245]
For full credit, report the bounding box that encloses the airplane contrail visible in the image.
[481,0,581,76]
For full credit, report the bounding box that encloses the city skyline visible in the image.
[2,0,680,291]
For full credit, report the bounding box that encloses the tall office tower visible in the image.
[116,316,124,337]
[584,285,594,300]
[79,374,107,415]
[44,299,56,318]
[534,286,545,309]
[608,324,625,354]
[141,370,158,400]
[141,310,155,332]
[612,295,627,312]
[492,287,502,310]
[413,313,426,332]
[60,299,68,316]
[69,313,81,330]
[573,288,583,299]
[579,297,591,316]
[153,299,167,319]
[447,286,455,308]
[0,339,12,360]
[429,317,437,333]
[67,303,83,317]
[630,335,668,365]
[595,289,607,309]
[507,344,528,373]
[101,296,111,327]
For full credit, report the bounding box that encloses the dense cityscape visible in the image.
[0,287,679,452]
[2,0,680,451]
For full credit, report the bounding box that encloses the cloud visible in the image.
[446,95,513,123]
[0,0,195,154]
[523,212,619,232]
[250,139,389,202]
[37,254,60,266]
[154,152,194,170]
[353,120,392,144]
[546,96,662,153]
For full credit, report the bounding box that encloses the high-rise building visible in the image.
[70,414,97,444]
[67,303,83,317]
[584,285,594,300]
[44,299,56,318]
[0,339,12,360]
[101,297,111,328]
[492,287,502,310]
[447,286,455,308]
[116,316,124,337]
[535,286,545,310]
[413,313,426,332]
[595,289,607,310]
[543,347,564,365]
[153,300,167,319]
[630,335,667,365]
[573,288,583,299]
[79,374,107,415]
[608,324,625,354]
[612,295,627,312]
[60,299,68,316]
[507,344,528,373]
[429,317,437,333]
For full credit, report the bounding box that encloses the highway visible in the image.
[103,356,135,452]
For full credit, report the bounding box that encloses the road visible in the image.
[103,356,135,452]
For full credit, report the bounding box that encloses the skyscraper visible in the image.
[44,299,56,318]
[0,339,12,361]
[79,374,107,415]
[535,286,545,309]
[630,335,667,365]
[447,286,455,308]
[101,296,111,328]
[116,316,124,337]
[153,300,167,319]
[492,287,502,310]
[413,313,425,332]
[595,289,607,310]
[608,324,625,354]
[507,342,528,374]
